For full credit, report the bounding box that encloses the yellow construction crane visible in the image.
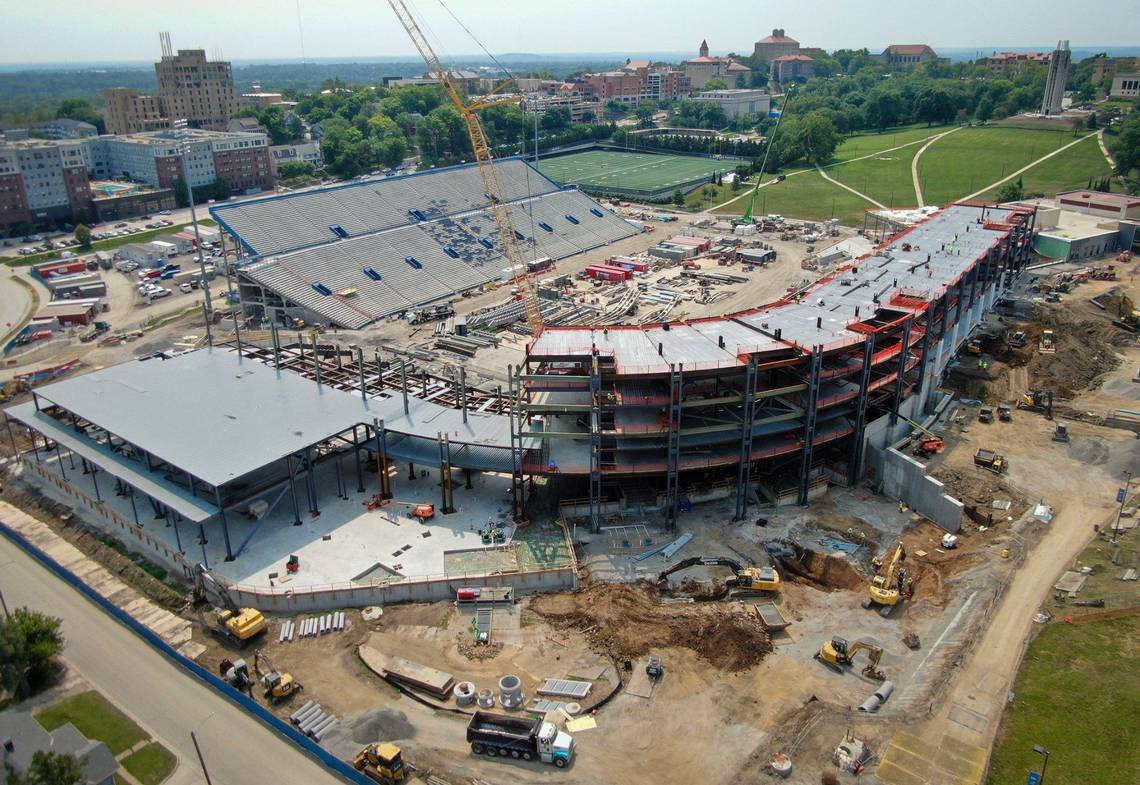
[388,0,542,331]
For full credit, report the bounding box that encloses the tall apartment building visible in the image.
[90,129,272,193]
[0,129,271,232]
[155,49,239,131]
[1041,40,1071,115]
[105,88,168,135]
[0,139,93,228]
[105,38,239,135]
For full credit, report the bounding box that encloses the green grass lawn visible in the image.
[713,170,874,225]
[830,145,921,208]
[121,742,177,785]
[537,150,733,194]
[36,691,148,755]
[987,615,1140,785]
[980,133,1115,199]
[917,126,1080,207]
[2,218,217,268]
[832,124,950,162]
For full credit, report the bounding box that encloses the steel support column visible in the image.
[215,486,234,561]
[734,358,758,520]
[848,335,876,485]
[507,366,526,522]
[665,364,683,526]
[588,357,602,533]
[798,348,823,505]
[890,317,913,426]
[285,454,302,525]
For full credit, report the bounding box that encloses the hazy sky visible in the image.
[0,0,1137,64]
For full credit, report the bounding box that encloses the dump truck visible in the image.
[974,448,1007,474]
[466,711,574,767]
[978,407,994,424]
[997,404,1012,422]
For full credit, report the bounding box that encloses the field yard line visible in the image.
[815,164,885,209]
[960,131,1099,201]
[703,129,950,214]
[911,126,964,207]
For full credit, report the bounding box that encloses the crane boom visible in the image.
[388,0,542,331]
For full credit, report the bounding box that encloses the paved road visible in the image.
[0,536,348,785]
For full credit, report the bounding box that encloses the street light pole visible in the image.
[173,119,214,347]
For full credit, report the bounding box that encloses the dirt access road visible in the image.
[877,342,1140,785]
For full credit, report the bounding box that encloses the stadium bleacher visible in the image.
[218,158,637,328]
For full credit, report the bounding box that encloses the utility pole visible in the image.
[190,731,214,785]
[1112,470,1133,543]
[173,119,214,346]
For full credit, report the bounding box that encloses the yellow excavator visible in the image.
[657,556,781,595]
[863,542,912,617]
[354,743,408,784]
[254,651,302,703]
[815,637,885,680]
[195,565,267,645]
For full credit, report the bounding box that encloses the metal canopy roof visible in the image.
[10,349,520,488]
[5,402,217,522]
[24,350,379,487]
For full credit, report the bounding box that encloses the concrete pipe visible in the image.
[294,703,322,726]
[312,719,338,742]
[290,700,316,724]
[299,710,327,734]
[309,716,337,739]
[477,689,495,709]
[454,681,476,706]
[564,702,582,716]
[873,681,895,703]
[499,674,524,709]
[858,695,881,713]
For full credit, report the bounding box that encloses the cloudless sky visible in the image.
[0,0,1136,64]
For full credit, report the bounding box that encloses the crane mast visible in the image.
[388,0,543,331]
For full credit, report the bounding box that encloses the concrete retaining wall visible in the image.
[880,447,963,532]
[228,566,578,612]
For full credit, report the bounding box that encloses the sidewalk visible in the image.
[0,499,205,661]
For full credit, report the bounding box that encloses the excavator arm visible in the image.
[657,556,745,585]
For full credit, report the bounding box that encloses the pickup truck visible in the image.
[466,711,574,767]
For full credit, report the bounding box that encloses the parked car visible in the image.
[179,281,193,293]
[18,248,33,256]
[159,210,172,216]
[149,287,172,300]
[115,222,128,228]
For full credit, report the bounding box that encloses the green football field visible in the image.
[537,150,734,195]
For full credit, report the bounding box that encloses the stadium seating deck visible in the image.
[221,159,637,328]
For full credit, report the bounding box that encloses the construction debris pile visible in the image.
[529,582,773,671]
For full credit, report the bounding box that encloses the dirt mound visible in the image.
[931,466,1028,521]
[347,708,417,744]
[1029,308,1127,397]
[530,583,772,672]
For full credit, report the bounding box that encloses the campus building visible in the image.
[580,60,690,106]
[1110,72,1140,99]
[685,40,753,90]
[984,51,1051,77]
[690,89,771,120]
[770,54,816,83]
[753,29,801,63]
[878,45,942,68]
[0,138,93,229]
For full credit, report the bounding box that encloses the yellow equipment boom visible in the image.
[388,0,542,331]
[863,541,910,616]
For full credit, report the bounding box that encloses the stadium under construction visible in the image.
[4,148,1034,604]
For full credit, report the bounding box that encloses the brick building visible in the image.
[685,40,753,90]
[879,44,941,67]
[770,54,815,84]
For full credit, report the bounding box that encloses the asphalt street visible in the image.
[0,536,349,785]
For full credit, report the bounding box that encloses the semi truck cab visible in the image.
[536,722,575,767]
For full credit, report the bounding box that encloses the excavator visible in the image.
[815,637,885,680]
[354,743,408,784]
[195,565,267,645]
[657,556,781,595]
[254,651,302,703]
[862,542,911,617]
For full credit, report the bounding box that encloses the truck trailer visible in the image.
[465,711,574,767]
